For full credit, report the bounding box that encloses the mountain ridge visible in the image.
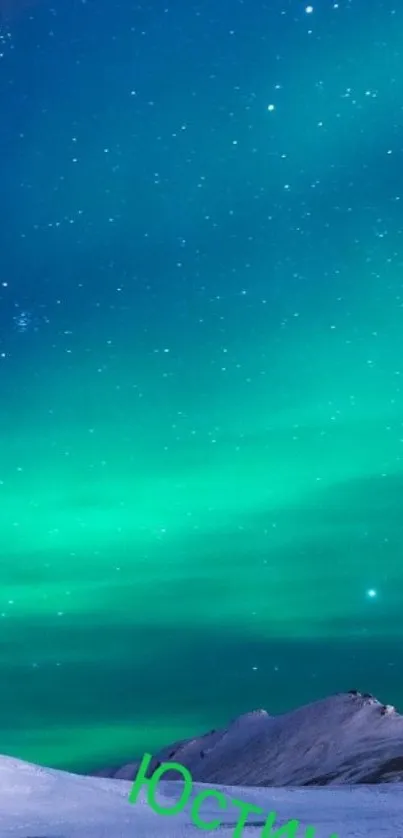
[91,690,403,786]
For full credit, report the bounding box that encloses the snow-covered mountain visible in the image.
[95,691,403,786]
[2,691,403,837]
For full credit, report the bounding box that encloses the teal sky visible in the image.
[0,0,403,772]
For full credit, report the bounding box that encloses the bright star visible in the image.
[367,589,377,598]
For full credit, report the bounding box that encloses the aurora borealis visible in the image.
[1,0,403,772]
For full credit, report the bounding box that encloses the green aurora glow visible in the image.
[0,0,402,771]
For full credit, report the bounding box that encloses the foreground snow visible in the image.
[1,754,403,837]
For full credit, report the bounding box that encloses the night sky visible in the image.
[1,0,403,773]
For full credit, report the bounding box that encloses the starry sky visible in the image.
[1,0,403,773]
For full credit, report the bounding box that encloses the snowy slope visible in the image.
[96,691,403,786]
[1,753,403,837]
